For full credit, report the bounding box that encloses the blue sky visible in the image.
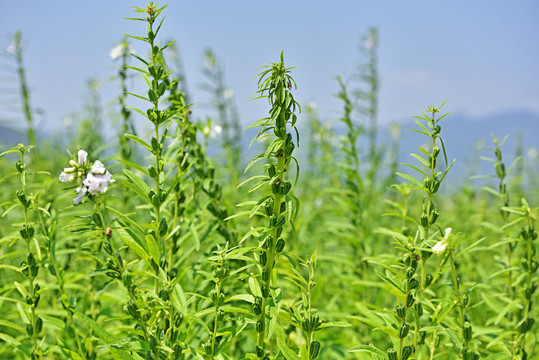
[1,1,538,135]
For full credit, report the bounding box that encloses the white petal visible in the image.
[78,150,88,165]
[73,185,87,205]
[91,160,106,175]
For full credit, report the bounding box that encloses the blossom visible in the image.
[59,171,75,183]
[73,185,87,205]
[6,43,17,55]
[223,88,234,100]
[110,43,135,60]
[432,227,452,255]
[83,171,115,196]
[59,149,115,204]
[432,240,447,254]
[78,150,88,165]
[210,125,222,138]
[91,160,106,175]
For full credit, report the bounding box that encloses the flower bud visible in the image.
[256,320,264,333]
[425,274,434,287]
[15,160,24,173]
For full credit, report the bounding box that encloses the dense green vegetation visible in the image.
[0,3,537,360]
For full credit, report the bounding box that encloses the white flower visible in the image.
[73,185,87,205]
[6,43,17,54]
[78,150,88,166]
[91,160,106,175]
[83,171,115,196]
[432,241,447,254]
[432,227,452,255]
[210,125,222,138]
[109,44,123,60]
[59,171,75,183]
[223,88,234,100]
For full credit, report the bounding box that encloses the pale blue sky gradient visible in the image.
[1,1,538,135]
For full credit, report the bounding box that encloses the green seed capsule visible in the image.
[256,320,264,332]
[399,322,410,338]
[309,341,320,359]
[401,346,412,360]
[310,313,320,330]
[409,278,419,290]
[406,293,415,308]
[260,252,267,266]
[396,305,406,319]
[262,268,270,282]
[26,323,33,336]
[463,321,472,341]
[276,238,285,253]
[415,302,423,317]
[35,317,43,333]
[387,348,398,360]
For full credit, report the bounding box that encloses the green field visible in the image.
[0,3,537,360]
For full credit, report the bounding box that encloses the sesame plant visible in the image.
[1,3,539,360]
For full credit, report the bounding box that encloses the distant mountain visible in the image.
[0,125,26,148]
[392,109,539,187]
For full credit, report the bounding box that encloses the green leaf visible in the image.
[348,344,386,357]
[125,134,153,153]
[145,234,160,263]
[277,338,300,360]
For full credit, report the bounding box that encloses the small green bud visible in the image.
[256,346,264,358]
[387,348,398,360]
[26,323,33,336]
[103,241,113,255]
[275,238,285,253]
[425,274,434,287]
[15,160,24,173]
[256,320,264,333]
